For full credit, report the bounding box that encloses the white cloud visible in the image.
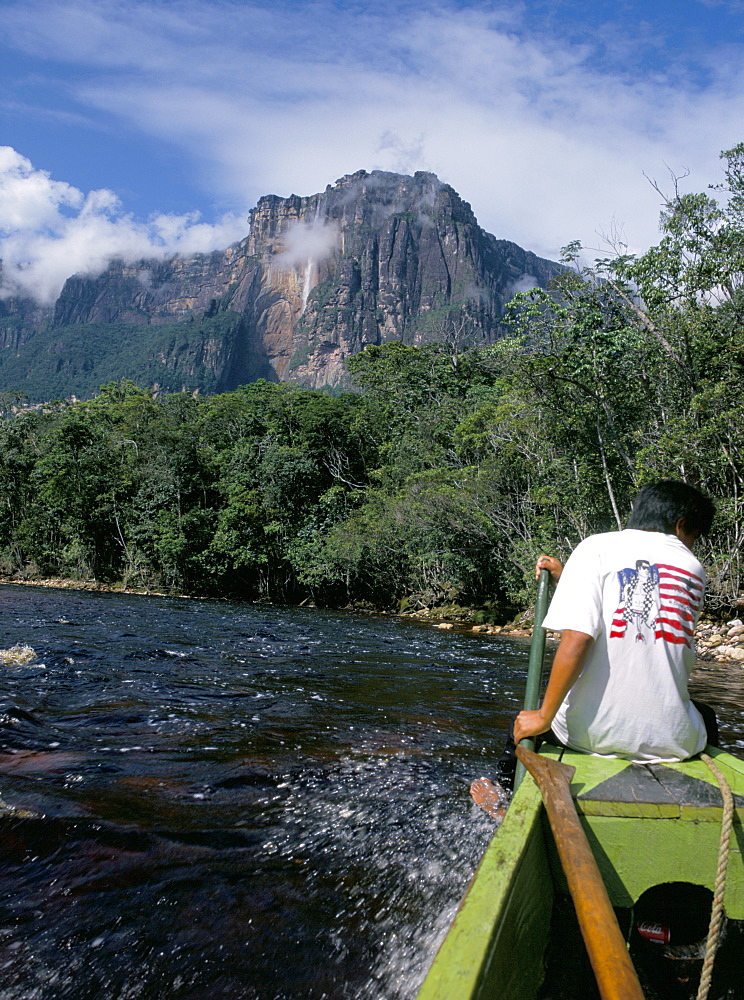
[274,220,339,270]
[0,147,246,303]
[0,146,83,230]
[3,0,744,292]
[506,274,539,298]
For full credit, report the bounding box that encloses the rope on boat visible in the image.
[695,753,734,1000]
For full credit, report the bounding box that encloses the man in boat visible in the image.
[474,480,717,807]
[512,479,717,760]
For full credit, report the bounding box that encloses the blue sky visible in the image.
[2,0,744,302]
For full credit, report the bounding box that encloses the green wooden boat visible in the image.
[416,741,744,999]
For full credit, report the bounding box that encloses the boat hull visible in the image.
[417,746,744,1000]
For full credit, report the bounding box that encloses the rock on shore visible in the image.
[695,619,744,663]
[472,618,744,665]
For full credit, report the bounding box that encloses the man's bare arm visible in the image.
[513,629,594,743]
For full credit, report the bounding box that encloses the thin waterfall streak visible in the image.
[302,257,313,312]
[301,198,324,312]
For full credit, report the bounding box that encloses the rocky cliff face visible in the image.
[0,171,561,399]
[241,169,561,386]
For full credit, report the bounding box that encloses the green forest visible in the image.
[0,146,742,619]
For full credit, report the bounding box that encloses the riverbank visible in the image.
[0,575,188,598]
[2,575,743,665]
[398,604,744,666]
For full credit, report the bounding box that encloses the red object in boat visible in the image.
[637,921,671,945]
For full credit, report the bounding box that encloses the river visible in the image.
[0,585,740,1000]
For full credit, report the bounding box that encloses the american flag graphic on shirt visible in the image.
[609,561,703,647]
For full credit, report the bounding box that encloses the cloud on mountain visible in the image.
[274,220,339,271]
[0,147,246,303]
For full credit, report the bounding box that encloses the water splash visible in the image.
[0,644,37,665]
[263,745,498,998]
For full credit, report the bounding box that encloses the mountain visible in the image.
[0,170,562,402]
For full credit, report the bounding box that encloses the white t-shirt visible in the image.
[542,529,707,762]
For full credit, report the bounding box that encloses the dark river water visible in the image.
[0,585,740,1000]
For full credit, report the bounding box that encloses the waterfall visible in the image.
[302,258,314,312]
[301,195,326,313]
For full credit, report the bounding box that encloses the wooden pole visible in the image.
[516,746,645,1000]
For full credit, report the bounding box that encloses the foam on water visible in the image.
[260,743,497,998]
[0,645,38,666]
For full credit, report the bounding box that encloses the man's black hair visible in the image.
[627,480,715,536]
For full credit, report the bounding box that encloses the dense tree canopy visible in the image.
[0,147,742,616]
